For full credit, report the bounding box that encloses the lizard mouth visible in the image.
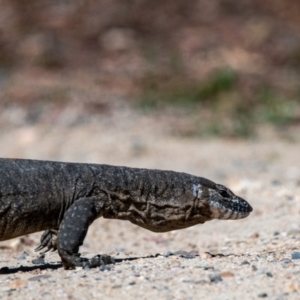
[209,197,253,220]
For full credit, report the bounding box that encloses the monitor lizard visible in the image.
[0,158,252,269]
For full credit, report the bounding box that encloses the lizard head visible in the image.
[207,183,252,220]
[193,182,252,220]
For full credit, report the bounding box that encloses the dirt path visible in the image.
[0,116,299,299]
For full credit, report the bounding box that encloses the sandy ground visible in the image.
[0,109,299,300]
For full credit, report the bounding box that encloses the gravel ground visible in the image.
[0,109,299,300]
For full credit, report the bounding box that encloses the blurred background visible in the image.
[0,0,299,163]
[1,4,300,295]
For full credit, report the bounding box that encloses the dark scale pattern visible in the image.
[0,158,252,269]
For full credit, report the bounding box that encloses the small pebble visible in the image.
[163,251,174,257]
[258,292,268,298]
[252,265,258,271]
[28,275,51,281]
[291,251,300,260]
[209,274,222,283]
[32,255,45,265]
[266,272,273,277]
[112,284,122,289]
[280,258,291,264]
[220,271,234,278]
[16,251,29,260]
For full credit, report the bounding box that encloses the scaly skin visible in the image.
[0,158,252,269]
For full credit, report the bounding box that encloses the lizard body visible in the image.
[0,158,252,269]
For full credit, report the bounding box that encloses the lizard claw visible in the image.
[35,229,58,253]
[34,244,44,252]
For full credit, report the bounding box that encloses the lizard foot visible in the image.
[35,229,58,253]
[82,254,115,269]
[59,250,115,270]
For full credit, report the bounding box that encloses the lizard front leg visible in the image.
[57,197,114,269]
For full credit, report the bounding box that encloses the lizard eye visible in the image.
[219,189,230,198]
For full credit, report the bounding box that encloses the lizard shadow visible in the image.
[0,263,62,274]
[0,251,242,274]
[0,254,160,274]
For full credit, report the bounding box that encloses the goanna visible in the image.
[0,158,252,269]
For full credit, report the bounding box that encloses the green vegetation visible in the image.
[139,68,237,109]
[137,68,300,138]
[256,87,299,125]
